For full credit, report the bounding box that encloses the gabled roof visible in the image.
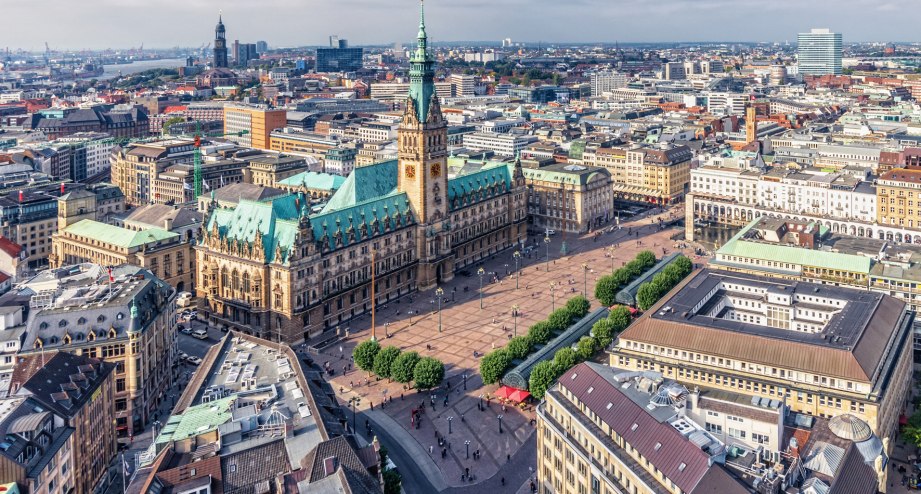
[310,191,414,253]
[301,436,381,494]
[447,162,513,211]
[320,160,398,214]
[278,171,346,192]
[205,194,303,264]
[0,237,22,258]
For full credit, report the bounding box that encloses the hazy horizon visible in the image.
[3,0,918,51]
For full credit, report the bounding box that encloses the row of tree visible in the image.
[352,340,445,390]
[479,296,591,385]
[594,251,658,306]
[528,305,634,399]
[636,256,694,310]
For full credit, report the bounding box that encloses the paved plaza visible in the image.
[320,205,704,491]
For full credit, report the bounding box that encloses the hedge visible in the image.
[636,255,694,310]
[595,250,657,306]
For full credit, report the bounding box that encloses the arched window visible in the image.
[232,270,240,291]
[242,272,250,293]
[221,267,229,288]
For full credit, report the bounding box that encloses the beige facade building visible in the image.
[588,144,692,205]
[224,105,287,150]
[194,7,527,343]
[17,264,177,440]
[610,269,913,443]
[243,154,310,187]
[521,163,613,234]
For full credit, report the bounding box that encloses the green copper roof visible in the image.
[447,163,513,211]
[63,219,178,249]
[311,191,415,252]
[205,194,303,264]
[715,221,872,275]
[155,396,235,445]
[320,160,398,214]
[278,171,346,191]
[408,0,435,123]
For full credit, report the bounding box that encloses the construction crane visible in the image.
[172,121,248,199]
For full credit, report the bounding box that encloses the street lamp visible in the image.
[448,416,454,434]
[513,251,521,289]
[550,283,556,311]
[581,263,589,298]
[498,414,504,434]
[465,440,471,459]
[544,236,551,272]
[348,397,361,432]
[608,246,616,274]
[463,373,468,390]
[435,287,444,333]
[512,304,519,337]
[477,267,486,309]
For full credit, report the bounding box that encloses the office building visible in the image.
[315,46,363,73]
[663,62,686,81]
[129,332,382,493]
[0,395,77,493]
[28,107,149,141]
[611,269,913,443]
[7,352,117,494]
[255,40,268,53]
[588,144,692,205]
[462,132,538,157]
[243,154,310,187]
[213,15,228,68]
[521,162,613,234]
[590,71,628,97]
[224,105,288,150]
[55,132,115,180]
[370,81,454,101]
[324,147,357,176]
[797,28,842,76]
[236,42,258,67]
[16,264,177,439]
[194,4,528,343]
[450,73,476,97]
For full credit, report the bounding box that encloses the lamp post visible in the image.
[581,263,589,298]
[608,246,616,274]
[513,251,521,289]
[435,287,444,333]
[512,304,519,337]
[463,373,468,390]
[477,267,486,309]
[550,283,556,311]
[448,416,454,434]
[498,414,504,434]
[348,397,361,432]
[544,235,551,272]
[465,440,471,459]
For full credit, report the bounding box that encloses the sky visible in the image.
[3,0,919,51]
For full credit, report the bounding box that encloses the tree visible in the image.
[576,336,597,361]
[391,351,420,384]
[372,346,401,380]
[547,309,572,331]
[635,250,657,268]
[162,116,185,136]
[595,275,619,306]
[528,321,553,344]
[413,357,445,389]
[591,318,616,348]
[383,470,402,494]
[673,255,693,276]
[903,411,921,448]
[608,306,633,332]
[565,295,590,317]
[528,360,559,400]
[353,339,380,374]
[479,349,511,385]
[636,282,661,310]
[553,347,579,373]
[506,336,532,360]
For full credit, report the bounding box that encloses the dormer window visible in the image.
[58,320,67,328]
[39,322,48,330]
[97,315,106,323]
[77,317,86,325]
[116,313,124,320]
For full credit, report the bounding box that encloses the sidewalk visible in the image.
[365,408,449,491]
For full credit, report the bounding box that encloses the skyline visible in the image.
[4,0,920,51]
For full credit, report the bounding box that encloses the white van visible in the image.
[191,329,209,340]
[177,292,193,308]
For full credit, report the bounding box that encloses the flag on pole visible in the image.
[184,182,193,190]
[220,175,225,187]
[203,181,211,190]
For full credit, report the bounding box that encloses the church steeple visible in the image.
[213,12,228,68]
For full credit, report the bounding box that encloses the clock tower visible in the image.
[398,1,454,290]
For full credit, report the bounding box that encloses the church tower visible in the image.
[213,14,228,68]
[398,1,454,290]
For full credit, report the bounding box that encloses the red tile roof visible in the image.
[0,236,23,257]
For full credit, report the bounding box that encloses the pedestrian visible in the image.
[430,445,434,454]
[507,453,511,462]
[401,393,404,400]
[370,401,374,410]
[501,477,505,486]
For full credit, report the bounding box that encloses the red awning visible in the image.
[508,388,531,403]
[494,386,514,400]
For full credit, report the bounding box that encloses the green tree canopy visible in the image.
[390,351,420,384]
[479,349,512,384]
[528,321,553,344]
[576,336,597,361]
[595,275,619,306]
[609,306,633,332]
[353,339,381,373]
[372,346,401,380]
[413,357,445,389]
[565,295,590,316]
[553,347,579,373]
[506,336,532,360]
[591,318,616,348]
[528,360,559,400]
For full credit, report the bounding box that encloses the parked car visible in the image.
[179,351,188,360]
[186,356,203,365]
[191,329,208,340]
[180,327,193,335]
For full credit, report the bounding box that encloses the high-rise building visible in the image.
[236,42,258,67]
[450,73,476,97]
[255,40,268,53]
[590,71,628,96]
[315,39,363,73]
[797,28,842,75]
[224,105,288,150]
[213,14,228,68]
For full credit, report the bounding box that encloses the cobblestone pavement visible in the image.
[319,205,705,490]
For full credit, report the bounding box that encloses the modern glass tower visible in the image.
[797,28,842,76]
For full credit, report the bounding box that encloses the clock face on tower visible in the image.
[405,165,416,179]
[430,163,441,178]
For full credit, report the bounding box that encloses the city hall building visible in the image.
[194,7,528,343]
